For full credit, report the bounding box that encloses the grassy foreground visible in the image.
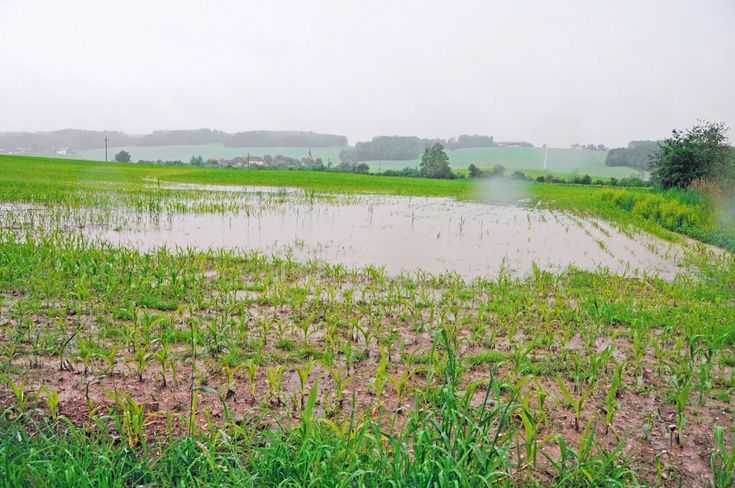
[0,232,734,486]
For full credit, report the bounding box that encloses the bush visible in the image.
[114,150,131,163]
[650,121,734,189]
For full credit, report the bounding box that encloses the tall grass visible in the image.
[601,188,735,250]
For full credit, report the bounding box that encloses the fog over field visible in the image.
[1,0,733,146]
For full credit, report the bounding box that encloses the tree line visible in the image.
[607,121,734,190]
[605,141,660,170]
[339,134,504,163]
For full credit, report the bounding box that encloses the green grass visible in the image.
[0,154,474,200]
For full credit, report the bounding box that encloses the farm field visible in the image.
[365,146,641,178]
[0,154,734,487]
[73,144,345,165]
[20,143,642,179]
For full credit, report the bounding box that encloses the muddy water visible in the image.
[86,193,687,279]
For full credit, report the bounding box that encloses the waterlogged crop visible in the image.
[0,155,733,486]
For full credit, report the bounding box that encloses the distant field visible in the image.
[368,147,641,178]
[28,144,644,178]
[73,144,344,164]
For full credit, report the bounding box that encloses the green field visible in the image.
[40,144,643,179]
[367,146,641,178]
[73,144,345,164]
[1,154,734,487]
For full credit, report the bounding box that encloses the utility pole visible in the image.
[543,144,548,171]
[105,136,108,162]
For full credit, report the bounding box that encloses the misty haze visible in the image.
[1,1,734,487]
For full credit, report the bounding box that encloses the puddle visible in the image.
[77,193,689,279]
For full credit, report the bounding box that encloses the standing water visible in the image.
[82,189,687,279]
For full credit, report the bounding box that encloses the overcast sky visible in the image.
[1,0,733,147]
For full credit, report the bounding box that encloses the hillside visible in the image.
[368,146,640,178]
[0,129,348,153]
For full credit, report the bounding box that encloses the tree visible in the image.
[491,164,506,177]
[114,150,131,162]
[468,164,481,178]
[419,143,453,179]
[650,121,733,189]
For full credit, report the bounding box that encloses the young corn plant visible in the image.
[670,374,692,447]
[299,377,320,439]
[709,425,735,488]
[519,391,539,470]
[295,360,314,409]
[154,342,170,387]
[342,340,353,374]
[265,365,285,405]
[356,323,372,358]
[557,377,595,432]
[245,359,257,400]
[388,369,412,413]
[84,380,103,424]
[587,345,612,386]
[325,364,354,409]
[604,362,624,434]
[298,314,316,346]
[130,345,153,383]
[100,344,119,377]
[42,386,60,420]
[169,356,178,386]
[108,390,147,448]
[76,336,96,375]
[222,364,239,400]
[370,347,388,409]
[0,375,30,416]
[631,328,647,378]
[56,330,77,371]
[0,342,19,373]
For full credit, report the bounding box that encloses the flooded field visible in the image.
[75,191,685,279]
[2,157,734,488]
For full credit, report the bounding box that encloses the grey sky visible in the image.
[1,0,733,147]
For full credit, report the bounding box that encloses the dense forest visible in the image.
[339,134,500,162]
[605,140,660,170]
[0,129,347,152]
